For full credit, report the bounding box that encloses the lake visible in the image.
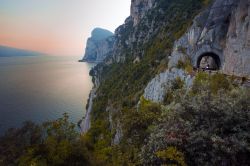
[0,56,94,135]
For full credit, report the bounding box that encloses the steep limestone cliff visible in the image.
[83,0,210,142]
[223,0,250,76]
[80,28,114,63]
[145,0,250,103]
[168,0,250,77]
[82,0,250,156]
[130,0,156,26]
[81,90,96,133]
[77,0,250,165]
[144,68,193,103]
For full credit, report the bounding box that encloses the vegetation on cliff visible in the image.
[1,0,250,165]
[0,73,249,165]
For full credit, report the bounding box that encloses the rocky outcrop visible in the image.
[107,106,123,145]
[80,28,114,63]
[83,0,250,137]
[144,68,194,103]
[105,0,174,64]
[130,0,156,26]
[84,0,205,134]
[223,0,250,77]
[81,89,96,133]
[145,0,250,104]
[168,0,250,77]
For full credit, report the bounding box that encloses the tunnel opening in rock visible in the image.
[197,52,221,70]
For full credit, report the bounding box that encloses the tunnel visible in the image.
[197,52,221,70]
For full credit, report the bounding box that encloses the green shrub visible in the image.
[0,114,92,166]
[210,73,231,93]
[156,146,187,166]
[192,72,232,94]
[141,88,250,165]
[172,77,185,90]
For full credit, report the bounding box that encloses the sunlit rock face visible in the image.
[144,68,193,103]
[81,28,114,63]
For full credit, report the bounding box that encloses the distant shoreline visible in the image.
[0,45,45,57]
[78,59,100,63]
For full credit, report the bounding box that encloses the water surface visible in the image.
[0,56,94,134]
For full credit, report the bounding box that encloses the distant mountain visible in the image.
[90,28,113,41]
[0,46,42,57]
[79,28,114,63]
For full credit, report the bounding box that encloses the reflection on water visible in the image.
[0,56,94,134]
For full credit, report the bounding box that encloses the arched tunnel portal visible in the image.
[197,52,221,70]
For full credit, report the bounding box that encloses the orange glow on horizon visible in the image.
[0,33,82,56]
[0,0,131,56]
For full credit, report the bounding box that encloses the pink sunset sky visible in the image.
[0,0,131,56]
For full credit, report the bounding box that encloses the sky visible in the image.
[0,0,131,56]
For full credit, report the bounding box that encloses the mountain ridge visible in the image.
[79,28,114,62]
[81,0,250,165]
[0,45,43,57]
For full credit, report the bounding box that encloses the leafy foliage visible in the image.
[0,87,249,166]
[156,146,187,166]
[192,72,232,94]
[0,121,42,166]
[0,114,92,166]
[141,88,250,165]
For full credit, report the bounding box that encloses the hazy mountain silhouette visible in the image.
[90,28,113,41]
[0,45,43,57]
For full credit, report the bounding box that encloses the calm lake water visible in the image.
[0,56,94,135]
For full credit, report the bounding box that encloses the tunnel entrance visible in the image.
[197,52,221,70]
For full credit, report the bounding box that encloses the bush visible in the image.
[192,72,232,94]
[176,58,193,74]
[156,146,187,166]
[141,88,250,165]
[0,114,92,166]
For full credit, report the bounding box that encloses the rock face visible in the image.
[144,68,194,103]
[83,0,250,137]
[147,0,249,104]
[80,28,114,63]
[81,90,96,133]
[168,0,250,77]
[223,0,250,77]
[130,0,156,26]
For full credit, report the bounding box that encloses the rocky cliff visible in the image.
[168,0,250,77]
[82,1,250,164]
[143,0,250,102]
[223,0,250,76]
[144,68,193,103]
[130,0,156,26]
[83,0,250,127]
[82,0,209,140]
[80,28,114,63]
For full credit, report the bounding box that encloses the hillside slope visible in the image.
[81,0,250,165]
[1,0,248,165]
